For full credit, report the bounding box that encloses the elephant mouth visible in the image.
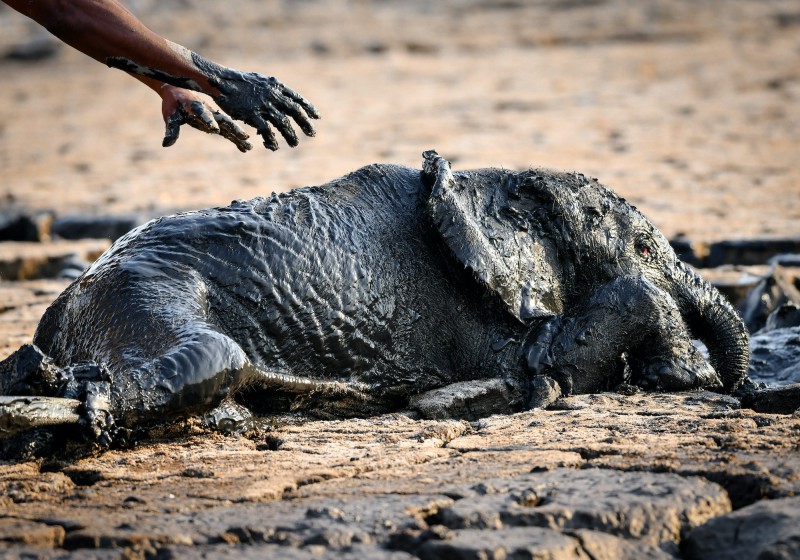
[629,346,724,392]
[517,273,738,396]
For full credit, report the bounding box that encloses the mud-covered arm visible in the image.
[2,0,319,151]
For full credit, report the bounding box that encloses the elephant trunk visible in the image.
[672,261,750,393]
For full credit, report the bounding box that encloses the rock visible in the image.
[4,35,60,62]
[418,527,673,560]
[769,253,800,267]
[202,399,254,434]
[417,526,590,560]
[157,543,414,559]
[684,496,800,560]
[0,518,65,547]
[528,375,562,409]
[707,238,800,268]
[764,303,800,331]
[748,325,800,387]
[740,383,800,415]
[739,265,800,332]
[51,214,152,242]
[571,529,675,560]
[0,210,54,242]
[669,237,708,268]
[434,469,730,547]
[409,379,516,420]
[699,265,766,308]
[0,239,109,281]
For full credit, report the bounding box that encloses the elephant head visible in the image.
[422,150,749,393]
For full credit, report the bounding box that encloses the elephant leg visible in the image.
[114,323,252,428]
[546,276,721,395]
[0,329,251,442]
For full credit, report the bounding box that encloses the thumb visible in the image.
[162,111,183,147]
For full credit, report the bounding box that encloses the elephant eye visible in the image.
[635,238,654,260]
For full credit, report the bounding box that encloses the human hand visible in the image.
[200,62,320,151]
[106,48,320,152]
[160,86,253,152]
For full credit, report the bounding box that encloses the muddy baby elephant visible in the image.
[0,151,749,444]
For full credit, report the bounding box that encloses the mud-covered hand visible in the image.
[106,43,320,152]
[160,86,252,152]
[199,60,320,151]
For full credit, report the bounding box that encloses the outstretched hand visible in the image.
[159,86,252,152]
[204,66,320,151]
[109,51,322,152]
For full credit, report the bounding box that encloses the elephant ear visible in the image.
[422,150,564,323]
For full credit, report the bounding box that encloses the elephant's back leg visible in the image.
[113,321,250,427]
[33,270,252,429]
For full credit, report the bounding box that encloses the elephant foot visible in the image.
[60,362,115,446]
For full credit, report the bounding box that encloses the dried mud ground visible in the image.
[1,0,800,558]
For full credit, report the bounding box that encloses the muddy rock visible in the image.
[409,379,517,421]
[0,210,54,242]
[669,237,707,268]
[433,469,729,547]
[765,303,800,331]
[51,213,154,242]
[748,325,800,387]
[0,239,109,281]
[707,238,800,268]
[739,265,800,332]
[684,496,800,560]
[697,264,767,307]
[740,383,800,415]
[416,527,672,560]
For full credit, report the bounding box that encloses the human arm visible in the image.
[2,0,318,151]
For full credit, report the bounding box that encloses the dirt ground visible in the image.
[1,0,799,558]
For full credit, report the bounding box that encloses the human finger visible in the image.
[264,105,299,147]
[189,100,220,134]
[281,85,321,120]
[275,96,317,138]
[212,110,253,153]
[251,114,279,151]
[162,111,184,147]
